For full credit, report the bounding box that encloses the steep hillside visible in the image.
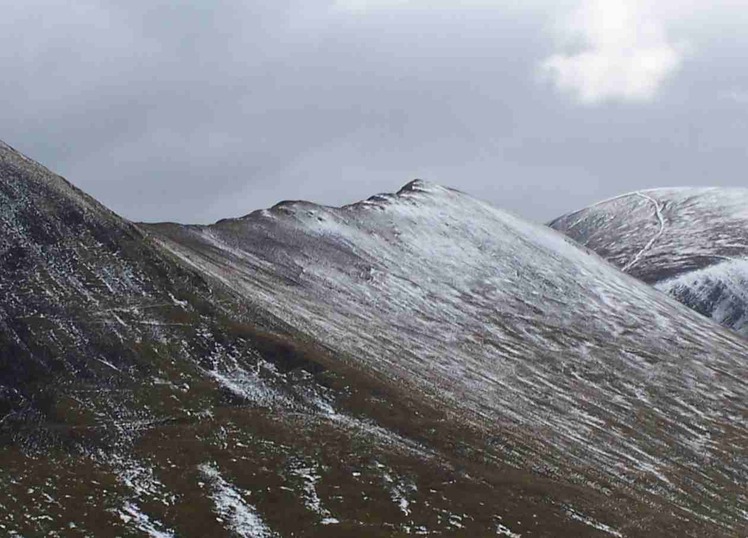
[549,188,748,334]
[2,138,747,536]
[2,141,603,537]
[149,181,748,537]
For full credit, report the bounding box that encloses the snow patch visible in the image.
[566,508,623,537]
[288,460,337,524]
[118,502,175,538]
[496,521,522,537]
[199,463,276,538]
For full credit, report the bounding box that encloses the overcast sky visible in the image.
[2,0,748,224]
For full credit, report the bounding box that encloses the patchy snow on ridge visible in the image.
[149,180,748,533]
[6,139,701,536]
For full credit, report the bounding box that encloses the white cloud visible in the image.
[541,0,684,105]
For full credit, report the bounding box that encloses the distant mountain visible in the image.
[149,181,748,537]
[550,188,748,335]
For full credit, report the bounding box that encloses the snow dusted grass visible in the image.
[657,258,748,335]
[118,503,175,538]
[552,186,748,337]
[566,508,623,537]
[107,454,174,505]
[3,141,685,536]
[287,460,339,525]
[382,470,416,518]
[151,180,748,533]
[199,463,276,538]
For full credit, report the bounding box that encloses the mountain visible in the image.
[148,181,748,537]
[1,140,747,537]
[1,141,561,537]
[549,187,748,335]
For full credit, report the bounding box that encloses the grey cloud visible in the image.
[2,1,748,225]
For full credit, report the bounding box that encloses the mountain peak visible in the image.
[145,171,748,537]
[397,178,436,192]
[4,143,748,536]
[204,180,457,227]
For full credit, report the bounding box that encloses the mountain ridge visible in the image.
[148,175,748,536]
[0,141,635,537]
[1,140,747,536]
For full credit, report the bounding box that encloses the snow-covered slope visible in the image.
[4,142,584,537]
[550,187,748,335]
[3,135,748,537]
[149,181,748,537]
